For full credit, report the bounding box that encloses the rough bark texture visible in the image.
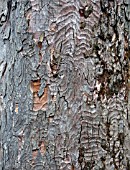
[0,0,129,169]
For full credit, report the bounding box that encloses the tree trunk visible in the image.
[0,0,129,169]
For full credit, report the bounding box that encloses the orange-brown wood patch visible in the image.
[30,80,48,111]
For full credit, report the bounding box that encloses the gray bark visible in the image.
[0,0,129,169]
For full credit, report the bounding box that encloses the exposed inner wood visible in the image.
[31,80,48,111]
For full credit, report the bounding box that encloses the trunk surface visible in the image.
[0,0,129,169]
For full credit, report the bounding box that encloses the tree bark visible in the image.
[0,0,129,169]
